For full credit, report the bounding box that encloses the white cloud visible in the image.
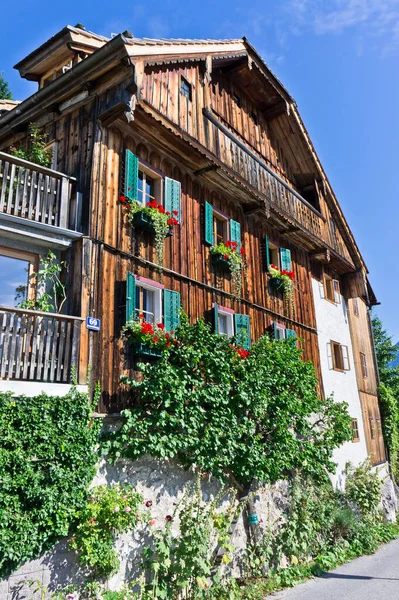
[287,0,399,52]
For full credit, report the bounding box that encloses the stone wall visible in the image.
[1,455,396,599]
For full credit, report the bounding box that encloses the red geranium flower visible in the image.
[166,342,171,347]
[119,195,127,203]
[240,248,245,255]
[157,323,165,330]
[224,254,229,260]
[172,210,179,215]
[139,313,145,319]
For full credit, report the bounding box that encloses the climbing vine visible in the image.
[0,387,100,578]
[103,315,352,487]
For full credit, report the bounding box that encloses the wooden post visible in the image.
[70,319,82,383]
[59,176,70,229]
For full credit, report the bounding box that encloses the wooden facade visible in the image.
[0,25,386,457]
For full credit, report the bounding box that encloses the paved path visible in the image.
[265,538,399,600]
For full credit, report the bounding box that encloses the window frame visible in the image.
[180,76,192,101]
[274,322,286,341]
[268,240,280,269]
[0,246,38,307]
[323,274,341,304]
[134,277,163,325]
[213,208,230,245]
[360,352,368,378]
[137,163,163,207]
[329,340,350,372]
[217,307,235,339]
[351,418,360,442]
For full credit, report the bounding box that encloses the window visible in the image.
[323,274,341,304]
[328,341,350,371]
[136,164,163,207]
[369,410,376,439]
[180,77,192,101]
[360,352,368,378]
[213,211,229,245]
[268,240,280,269]
[0,248,38,308]
[351,419,360,442]
[353,297,359,317]
[232,93,241,108]
[272,322,296,341]
[135,280,162,325]
[218,308,234,338]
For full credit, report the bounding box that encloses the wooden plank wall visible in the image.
[89,127,322,412]
[142,62,353,266]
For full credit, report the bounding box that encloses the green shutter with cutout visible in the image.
[124,149,139,202]
[164,177,181,222]
[213,303,219,333]
[286,328,296,340]
[265,235,271,269]
[205,201,214,245]
[230,219,241,249]
[163,289,181,332]
[126,272,136,323]
[280,248,292,271]
[234,314,251,350]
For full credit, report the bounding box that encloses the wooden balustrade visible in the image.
[203,109,325,241]
[0,307,83,383]
[0,152,77,230]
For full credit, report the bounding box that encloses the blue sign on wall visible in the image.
[86,316,101,331]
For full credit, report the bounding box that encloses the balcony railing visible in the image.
[203,109,325,242]
[0,307,83,383]
[0,151,78,230]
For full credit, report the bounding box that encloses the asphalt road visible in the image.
[265,538,399,600]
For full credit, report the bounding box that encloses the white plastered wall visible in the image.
[311,278,369,488]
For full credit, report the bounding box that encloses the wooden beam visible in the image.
[194,164,219,176]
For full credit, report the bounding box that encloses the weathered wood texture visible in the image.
[141,63,353,266]
[359,391,386,465]
[0,152,76,229]
[0,307,83,382]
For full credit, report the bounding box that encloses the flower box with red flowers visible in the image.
[123,318,175,357]
[132,210,157,234]
[209,240,245,296]
[211,252,231,272]
[268,264,295,295]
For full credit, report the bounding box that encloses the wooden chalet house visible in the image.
[0,24,386,470]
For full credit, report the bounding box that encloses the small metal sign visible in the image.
[86,316,101,331]
[248,514,259,525]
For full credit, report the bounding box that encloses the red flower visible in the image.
[165,515,172,522]
[145,500,153,507]
[139,313,145,319]
[157,323,165,330]
[240,248,245,255]
[119,195,127,203]
[166,211,171,216]
[167,217,178,226]
[172,210,179,215]
[236,347,250,359]
[147,200,157,209]
[225,241,232,248]
[224,254,229,260]
[141,322,154,335]
[166,342,171,347]
[153,336,159,343]
[149,519,156,526]
[165,333,170,340]
[270,264,279,270]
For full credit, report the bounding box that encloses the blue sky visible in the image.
[2,0,399,341]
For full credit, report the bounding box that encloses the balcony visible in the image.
[0,151,81,245]
[203,109,326,243]
[0,307,83,383]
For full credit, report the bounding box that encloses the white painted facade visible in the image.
[311,278,369,487]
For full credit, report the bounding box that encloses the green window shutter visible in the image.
[163,289,181,332]
[205,201,214,245]
[280,248,292,271]
[273,321,278,340]
[213,303,219,333]
[126,272,136,323]
[265,235,271,269]
[164,177,181,222]
[234,314,251,350]
[124,149,139,202]
[230,219,241,249]
[286,328,296,339]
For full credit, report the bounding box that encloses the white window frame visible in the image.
[213,208,230,245]
[275,323,286,341]
[135,279,162,325]
[137,163,163,207]
[327,341,350,372]
[218,308,234,339]
[268,241,280,269]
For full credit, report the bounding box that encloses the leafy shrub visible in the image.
[69,484,144,578]
[0,388,100,578]
[344,460,383,518]
[104,316,352,487]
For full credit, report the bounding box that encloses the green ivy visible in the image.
[103,316,352,487]
[379,384,399,478]
[0,387,100,578]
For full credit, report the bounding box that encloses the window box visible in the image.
[129,342,162,358]
[270,277,286,293]
[211,252,231,272]
[132,211,173,237]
